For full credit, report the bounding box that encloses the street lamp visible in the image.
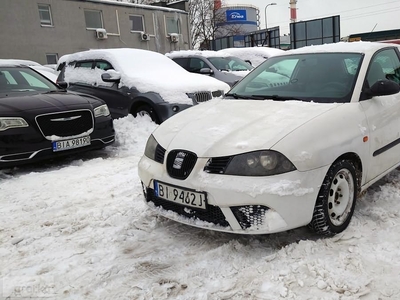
[264,2,277,30]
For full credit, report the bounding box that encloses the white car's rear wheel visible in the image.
[309,160,357,235]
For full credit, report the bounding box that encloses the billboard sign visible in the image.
[226,10,247,22]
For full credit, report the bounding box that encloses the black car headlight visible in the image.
[144,134,158,160]
[224,150,296,176]
[0,117,29,131]
[94,104,110,118]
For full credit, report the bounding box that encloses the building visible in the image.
[0,0,190,64]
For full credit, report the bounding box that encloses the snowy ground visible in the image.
[1,115,400,299]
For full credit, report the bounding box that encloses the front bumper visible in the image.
[138,155,330,234]
[0,117,115,168]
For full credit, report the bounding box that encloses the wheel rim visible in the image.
[327,168,355,226]
[137,110,151,118]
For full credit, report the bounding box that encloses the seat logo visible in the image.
[173,152,186,169]
[51,115,81,121]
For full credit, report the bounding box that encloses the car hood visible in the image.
[0,91,99,114]
[153,98,342,157]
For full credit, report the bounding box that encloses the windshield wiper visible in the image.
[225,93,277,100]
[251,95,309,101]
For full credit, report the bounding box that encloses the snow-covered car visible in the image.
[56,49,230,123]
[139,41,400,236]
[218,46,284,67]
[0,59,59,82]
[0,62,115,168]
[166,50,253,87]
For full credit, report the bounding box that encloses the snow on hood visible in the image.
[153,98,342,157]
[59,48,230,105]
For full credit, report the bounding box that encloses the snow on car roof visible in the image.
[0,59,42,67]
[59,48,230,105]
[217,47,285,67]
[166,50,232,59]
[284,41,398,55]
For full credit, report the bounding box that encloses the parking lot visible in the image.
[1,115,400,299]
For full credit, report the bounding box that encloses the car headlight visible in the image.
[144,134,159,161]
[224,150,296,176]
[0,117,29,131]
[94,104,110,117]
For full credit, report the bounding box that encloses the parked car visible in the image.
[166,50,253,87]
[56,48,229,124]
[0,62,115,168]
[139,42,400,236]
[217,46,284,67]
[0,59,59,82]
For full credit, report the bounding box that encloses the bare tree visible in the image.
[189,0,247,49]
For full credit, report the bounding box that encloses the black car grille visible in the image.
[204,156,232,174]
[167,150,197,180]
[146,188,229,227]
[36,110,93,138]
[193,92,212,103]
[155,144,166,164]
[231,205,270,229]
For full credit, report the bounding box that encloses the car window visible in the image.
[172,58,189,69]
[76,61,93,68]
[367,49,400,86]
[188,58,206,73]
[208,57,252,72]
[0,67,57,92]
[228,53,363,103]
[95,61,114,71]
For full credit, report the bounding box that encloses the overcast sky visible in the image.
[225,0,400,37]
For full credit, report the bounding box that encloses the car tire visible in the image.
[309,160,357,236]
[133,104,159,124]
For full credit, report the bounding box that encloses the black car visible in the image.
[56,48,229,124]
[0,63,115,168]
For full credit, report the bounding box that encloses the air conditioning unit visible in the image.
[169,33,179,43]
[95,28,108,40]
[140,32,150,41]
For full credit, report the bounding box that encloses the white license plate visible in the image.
[154,181,207,210]
[52,136,91,152]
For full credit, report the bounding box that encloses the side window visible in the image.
[165,17,180,34]
[189,58,205,73]
[367,49,400,87]
[76,61,94,68]
[95,61,113,71]
[172,58,189,70]
[38,4,53,26]
[84,10,103,29]
[129,15,144,32]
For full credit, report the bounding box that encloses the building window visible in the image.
[38,4,53,26]
[46,53,58,64]
[129,15,144,32]
[84,10,103,29]
[165,17,180,34]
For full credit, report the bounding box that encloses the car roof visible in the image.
[0,59,41,67]
[166,50,231,59]
[282,41,400,56]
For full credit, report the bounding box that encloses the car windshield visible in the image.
[227,53,363,103]
[207,56,253,72]
[0,67,59,93]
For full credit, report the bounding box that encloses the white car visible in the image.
[0,59,59,82]
[139,42,400,236]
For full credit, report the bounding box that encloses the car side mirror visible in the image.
[57,81,68,89]
[101,70,121,83]
[370,80,400,96]
[200,68,214,75]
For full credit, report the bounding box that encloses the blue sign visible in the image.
[226,10,247,22]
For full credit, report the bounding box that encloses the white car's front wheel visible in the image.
[309,160,357,235]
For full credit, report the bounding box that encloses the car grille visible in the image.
[36,110,93,138]
[166,150,197,180]
[155,144,166,164]
[193,92,212,103]
[204,156,232,174]
[146,188,229,227]
[231,205,270,229]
